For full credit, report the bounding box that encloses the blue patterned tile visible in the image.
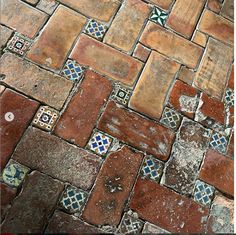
[224,88,234,107]
[140,156,164,182]
[210,132,228,153]
[150,7,168,26]
[194,180,215,207]
[6,32,31,56]
[160,107,182,129]
[2,161,29,188]
[61,59,84,82]
[85,19,107,40]
[111,83,132,105]
[87,131,113,156]
[118,213,144,234]
[60,185,88,213]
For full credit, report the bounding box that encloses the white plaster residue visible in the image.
[179,95,199,113]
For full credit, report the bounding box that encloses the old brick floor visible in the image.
[0,0,234,233]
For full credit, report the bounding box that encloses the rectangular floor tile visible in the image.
[0,53,73,110]
[147,0,173,10]
[70,34,143,86]
[1,0,48,38]
[82,146,143,226]
[98,101,175,161]
[166,0,205,38]
[194,37,233,100]
[12,127,102,190]
[130,178,209,233]
[129,51,180,119]
[54,70,113,147]
[199,9,233,45]
[104,0,150,53]
[27,5,87,70]
[1,171,64,233]
[140,22,203,69]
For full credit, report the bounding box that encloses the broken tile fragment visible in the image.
[133,43,151,62]
[36,0,59,15]
[178,66,195,85]
[192,30,208,47]
[142,222,170,233]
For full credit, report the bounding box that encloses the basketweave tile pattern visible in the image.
[6,32,31,55]
[32,106,59,131]
[150,7,168,26]
[193,180,215,207]
[111,83,132,105]
[160,107,182,129]
[85,19,107,40]
[59,185,88,213]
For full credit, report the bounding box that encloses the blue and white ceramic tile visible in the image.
[224,88,234,107]
[160,107,182,129]
[87,131,113,156]
[150,7,168,26]
[85,19,107,40]
[61,59,84,82]
[111,83,132,105]
[194,180,215,207]
[210,132,228,153]
[6,32,31,56]
[33,106,59,131]
[118,213,144,234]
[140,156,164,183]
[60,185,88,213]
[2,161,29,188]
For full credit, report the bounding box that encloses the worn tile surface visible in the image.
[0,1,234,233]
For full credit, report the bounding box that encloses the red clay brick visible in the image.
[195,93,225,128]
[70,34,143,86]
[12,127,102,190]
[200,149,234,196]
[0,25,13,49]
[1,0,47,38]
[140,22,203,69]
[1,183,17,221]
[227,133,234,158]
[104,0,150,53]
[192,30,208,47]
[82,146,143,226]
[54,70,112,147]
[228,64,234,89]
[178,66,195,85]
[1,171,64,233]
[130,178,209,233]
[0,89,39,170]
[46,210,104,233]
[166,0,205,38]
[98,101,175,161]
[168,80,199,118]
[207,0,222,13]
[199,9,233,45]
[147,0,173,10]
[27,5,87,70]
[133,43,151,62]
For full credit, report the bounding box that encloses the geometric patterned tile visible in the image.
[111,83,132,106]
[140,155,164,183]
[160,107,182,129]
[193,180,215,207]
[118,213,144,234]
[32,106,59,131]
[59,185,88,214]
[2,161,29,188]
[209,132,228,154]
[6,32,31,56]
[150,7,168,26]
[224,88,234,107]
[85,19,107,40]
[87,131,113,157]
[61,59,85,82]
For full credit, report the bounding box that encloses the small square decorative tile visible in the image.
[2,161,29,188]
[150,7,168,26]
[6,32,31,56]
[224,88,234,107]
[60,185,88,214]
[160,107,182,129]
[118,213,144,234]
[111,83,132,105]
[140,155,164,183]
[87,131,113,156]
[85,19,107,40]
[61,59,85,82]
[193,180,215,207]
[33,106,59,131]
[210,132,228,153]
